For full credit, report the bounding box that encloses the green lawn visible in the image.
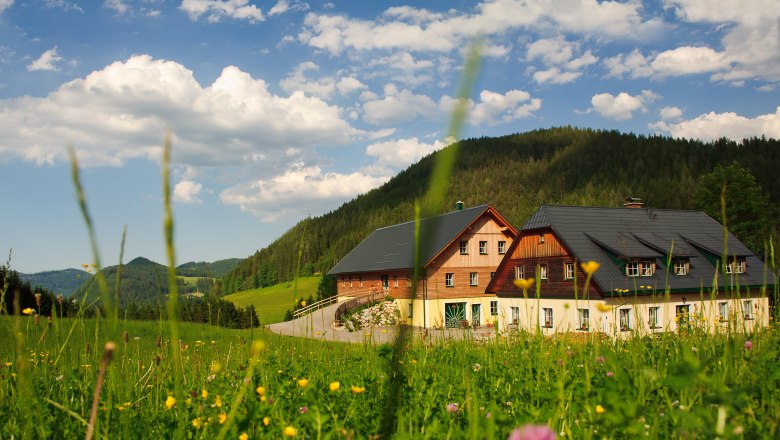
[222,276,321,324]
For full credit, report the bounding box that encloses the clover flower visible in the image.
[507,424,557,440]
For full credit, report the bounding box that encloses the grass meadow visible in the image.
[1,313,779,439]
[222,277,320,324]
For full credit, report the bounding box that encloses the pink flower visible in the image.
[744,340,753,351]
[299,406,308,414]
[606,371,614,377]
[595,356,605,364]
[507,424,557,440]
[446,403,459,413]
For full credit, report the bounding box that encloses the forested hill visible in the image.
[19,269,92,296]
[221,127,780,295]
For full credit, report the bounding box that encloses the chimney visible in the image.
[623,197,644,209]
[455,200,464,211]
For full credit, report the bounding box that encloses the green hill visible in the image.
[222,127,780,294]
[177,259,241,278]
[19,268,92,296]
[222,276,320,324]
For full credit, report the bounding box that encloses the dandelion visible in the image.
[251,340,266,355]
[192,418,203,429]
[329,381,340,391]
[507,424,557,440]
[239,433,248,440]
[300,300,307,307]
[596,404,606,414]
[201,389,208,399]
[214,396,222,408]
[351,385,365,394]
[596,303,612,313]
[580,261,600,274]
[263,416,270,426]
[744,340,753,351]
[256,386,265,396]
[513,278,535,291]
[22,308,34,315]
[283,426,297,437]
[218,413,228,424]
[446,403,459,413]
[297,378,309,388]
[164,396,176,410]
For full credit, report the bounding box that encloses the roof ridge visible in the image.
[373,204,489,231]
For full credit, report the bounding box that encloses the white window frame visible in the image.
[539,234,545,244]
[626,261,639,277]
[490,300,498,316]
[743,300,754,320]
[359,276,363,288]
[619,308,632,331]
[718,302,728,321]
[542,308,553,328]
[459,241,468,255]
[469,272,478,286]
[408,303,413,319]
[349,277,353,288]
[674,259,688,276]
[564,262,574,280]
[393,275,398,288]
[539,264,548,280]
[648,306,660,328]
[479,241,488,255]
[498,241,506,254]
[725,258,746,274]
[406,275,411,287]
[511,307,520,325]
[640,261,654,277]
[578,308,590,331]
[445,273,454,287]
[515,265,525,280]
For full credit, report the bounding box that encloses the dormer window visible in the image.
[627,260,654,277]
[725,258,746,274]
[673,259,689,276]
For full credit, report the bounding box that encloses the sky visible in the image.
[1,0,779,274]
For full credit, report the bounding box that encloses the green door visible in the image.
[471,304,481,327]
[445,302,466,328]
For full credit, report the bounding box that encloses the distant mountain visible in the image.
[177,259,241,278]
[20,269,92,296]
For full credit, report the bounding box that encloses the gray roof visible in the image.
[328,204,494,275]
[523,205,773,294]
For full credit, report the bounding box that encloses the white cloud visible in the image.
[180,0,264,23]
[365,51,436,87]
[361,84,439,125]
[45,0,83,12]
[299,0,663,55]
[365,137,445,167]
[532,68,581,85]
[279,62,335,97]
[268,0,308,16]
[651,106,780,141]
[0,55,363,167]
[219,163,390,221]
[525,36,597,84]
[465,89,542,125]
[335,76,367,95]
[173,179,203,204]
[104,0,129,14]
[590,90,657,121]
[27,47,64,72]
[659,106,683,120]
[0,0,13,13]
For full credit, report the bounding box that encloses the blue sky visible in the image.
[1,0,778,273]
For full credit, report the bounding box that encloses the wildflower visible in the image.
[446,403,459,413]
[239,433,248,440]
[299,406,308,414]
[513,278,535,290]
[596,303,612,313]
[472,363,482,372]
[351,385,365,394]
[595,356,605,364]
[263,416,270,426]
[300,300,307,307]
[297,378,309,388]
[4,362,11,367]
[329,381,340,391]
[744,340,753,351]
[596,404,606,414]
[164,395,176,410]
[581,261,600,275]
[192,418,203,429]
[210,362,222,374]
[215,396,222,408]
[22,308,34,315]
[283,426,297,437]
[507,424,557,440]
[202,389,208,399]
[218,413,228,424]
[606,371,614,377]
[251,340,265,355]
[256,386,265,396]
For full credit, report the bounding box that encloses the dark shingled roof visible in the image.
[328,204,493,275]
[522,205,773,294]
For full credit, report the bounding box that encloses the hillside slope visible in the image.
[222,127,780,294]
[20,269,92,296]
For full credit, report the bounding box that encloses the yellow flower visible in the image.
[596,303,613,313]
[251,340,266,355]
[22,308,34,315]
[513,278,535,290]
[283,426,297,437]
[297,378,309,388]
[596,404,606,414]
[211,362,222,374]
[255,386,265,396]
[300,300,307,307]
[201,389,208,399]
[581,261,601,275]
[164,395,176,410]
[329,381,340,392]
[239,433,248,440]
[4,362,11,367]
[351,385,365,394]
[218,413,228,424]
[192,418,203,429]
[215,396,222,408]
[263,416,270,426]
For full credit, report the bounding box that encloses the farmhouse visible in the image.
[327,203,517,328]
[486,202,774,336]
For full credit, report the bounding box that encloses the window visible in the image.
[619,308,632,331]
[515,265,525,280]
[511,307,520,325]
[674,259,688,276]
[539,264,548,280]
[649,306,660,328]
[445,273,454,287]
[725,258,746,274]
[675,304,690,326]
[626,262,639,277]
[393,275,398,288]
[498,241,506,254]
[490,300,498,316]
[743,300,754,320]
[718,302,728,321]
[406,275,411,287]
[542,308,553,328]
[640,261,654,277]
[470,272,478,286]
[539,234,545,244]
[490,272,495,279]
[341,277,346,288]
[459,241,468,255]
[578,308,590,331]
[349,277,353,288]
[408,303,413,319]
[564,262,574,280]
[359,276,363,288]
[479,241,488,254]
